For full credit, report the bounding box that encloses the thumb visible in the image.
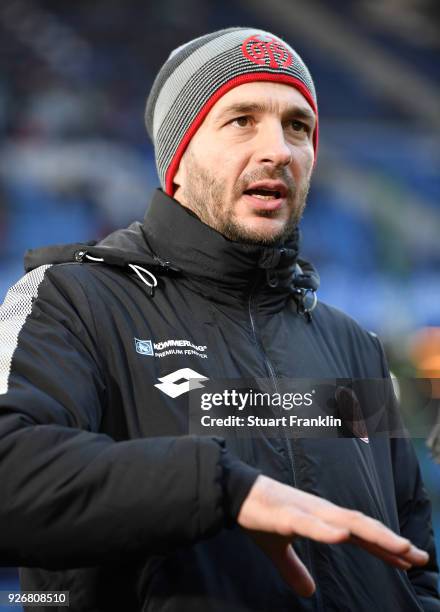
[248,531,316,598]
[274,543,316,598]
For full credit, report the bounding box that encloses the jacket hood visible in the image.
[24,189,319,315]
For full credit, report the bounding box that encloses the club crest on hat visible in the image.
[241,34,293,69]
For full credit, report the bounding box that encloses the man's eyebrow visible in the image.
[215,101,316,124]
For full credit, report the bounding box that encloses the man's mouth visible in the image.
[244,188,282,200]
[241,180,289,211]
[243,180,288,201]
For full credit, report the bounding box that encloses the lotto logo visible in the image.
[154,368,209,398]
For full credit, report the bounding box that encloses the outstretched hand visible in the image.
[237,475,429,597]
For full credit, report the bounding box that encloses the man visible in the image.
[0,27,438,611]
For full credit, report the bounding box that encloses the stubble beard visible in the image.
[178,154,310,246]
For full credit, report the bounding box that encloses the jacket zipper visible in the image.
[247,276,296,486]
[247,276,324,612]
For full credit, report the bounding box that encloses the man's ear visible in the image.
[173,163,183,189]
[172,164,183,200]
[172,149,187,200]
[174,143,191,189]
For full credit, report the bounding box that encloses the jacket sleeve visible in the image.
[0,265,259,570]
[373,336,440,610]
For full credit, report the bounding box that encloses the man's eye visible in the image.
[290,120,309,133]
[231,116,250,127]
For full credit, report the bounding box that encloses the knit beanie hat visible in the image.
[145,27,318,196]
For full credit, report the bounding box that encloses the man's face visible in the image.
[173,81,316,245]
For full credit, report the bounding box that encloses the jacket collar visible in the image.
[23,188,318,316]
[142,189,301,300]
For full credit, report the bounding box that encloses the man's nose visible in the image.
[254,122,292,167]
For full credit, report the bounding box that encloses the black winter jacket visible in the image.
[0,189,438,611]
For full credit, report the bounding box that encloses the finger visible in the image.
[349,536,412,570]
[350,535,429,568]
[308,503,429,564]
[280,510,350,544]
[325,509,419,557]
[401,545,429,566]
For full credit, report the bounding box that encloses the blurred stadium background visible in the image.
[0,0,439,603]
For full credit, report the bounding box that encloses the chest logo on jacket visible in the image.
[135,337,208,359]
[154,368,209,398]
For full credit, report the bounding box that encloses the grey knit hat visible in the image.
[145,27,318,195]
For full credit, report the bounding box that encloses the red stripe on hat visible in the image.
[165,72,318,196]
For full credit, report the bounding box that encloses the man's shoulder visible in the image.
[1,262,86,311]
[28,261,103,296]
[0,263,109,329]
[19,220,152,299]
